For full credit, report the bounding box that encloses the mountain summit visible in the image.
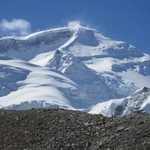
[0,26,150,116]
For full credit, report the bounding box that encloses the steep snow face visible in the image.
[0,27,74,61]
[45,49,142,104]
[45,50,122,104]
[70,28,99,46]
[60,27,144,60]
[0,54,90,110]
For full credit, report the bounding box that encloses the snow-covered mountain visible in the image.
[0,25,150,116]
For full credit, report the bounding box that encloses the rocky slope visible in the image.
[0,108,150,150]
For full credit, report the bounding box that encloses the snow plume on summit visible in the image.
[1,25,150,116]
[68,20,81,29]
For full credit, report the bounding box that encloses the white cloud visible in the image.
[0,19,31,36]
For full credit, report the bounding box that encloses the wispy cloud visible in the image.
[0,19,31,36]
[67,20,81,29]
[67,20,93,30]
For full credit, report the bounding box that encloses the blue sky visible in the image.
[0,0,150,54]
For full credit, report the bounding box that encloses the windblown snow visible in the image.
[0,25,150,116]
